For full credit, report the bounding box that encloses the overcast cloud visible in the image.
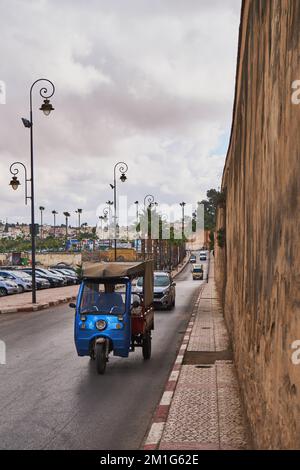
[0,0,241,226]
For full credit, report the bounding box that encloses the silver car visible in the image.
[0,276,19,296]
[135,271,176,310]
[0,270,32,293]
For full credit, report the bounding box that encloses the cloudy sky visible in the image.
[0,0,241,226]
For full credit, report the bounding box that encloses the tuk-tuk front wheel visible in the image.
[95,343,107,374]
[142,331,152,360]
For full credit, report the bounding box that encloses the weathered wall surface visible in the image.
[216,0,300,448]
[35,252,82,267]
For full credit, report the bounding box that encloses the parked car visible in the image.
[53,267,79,284]
[50,269,77,285]
[0,276,19,296]
[22,269,64,288]
[199,250,207,261]
[35,268,67,286]
[135,271,176,310]
[35,276,51,290]
[192,264,204,280]
[189,254,197,263]
[0,270,32,293]
[15,270,49,290]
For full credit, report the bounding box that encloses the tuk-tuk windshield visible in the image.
[80,281,126,315]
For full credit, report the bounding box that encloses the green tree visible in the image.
[200,188,226,231]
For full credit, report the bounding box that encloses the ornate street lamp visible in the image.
[39,206,45,239]
[9,78,55,304]
[105,200,113,247]
[111,162,128,261]
[179,202,186,262]
[63,212,70,239]
[142,195,158,260]
[52,210,58,237]
[179,202,186,239]
[75,208,82,235]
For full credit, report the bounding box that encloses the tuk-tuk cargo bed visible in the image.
[131,306,154,335]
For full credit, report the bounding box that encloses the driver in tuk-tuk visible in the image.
[98,283,124,314]
[82,282,125,314]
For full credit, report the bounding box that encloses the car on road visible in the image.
[192,264,204,280]
[135,271,176,310]
[189,254,197,263]
[199,250,207,261]
[0,276,19,296]
[0,270,32,293]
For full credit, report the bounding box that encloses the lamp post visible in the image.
[39,206,45,239]
[99,215,105,240]
[143,195,157,259]
[75,208,82,235]
[134,200,139,226]
[179,202,186,239]
[52,210,58,237]
[179,201,186,262]
[105,200,113,247]
[111,162,128,261]
[63,212,70,240]
[9,78,55,304]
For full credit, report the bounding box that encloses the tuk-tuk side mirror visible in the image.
[172,282,176,287]
[69,302,76,309]
[132,300,140,309]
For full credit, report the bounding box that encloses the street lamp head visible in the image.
[120,173,127,183]
[21,117,32,128]
[40,98,54,116]
[134,200,139,205]
[110,184,115,190]
[39,206,45,211]
[9,176,20,190]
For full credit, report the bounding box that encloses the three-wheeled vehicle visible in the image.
[71,261,154,374]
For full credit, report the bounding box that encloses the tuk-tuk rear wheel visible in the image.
[95,343,107,374]
[142,331,151,360]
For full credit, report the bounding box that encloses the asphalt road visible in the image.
[0,259,206,450]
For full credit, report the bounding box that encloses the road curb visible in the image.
[0,295,77,314]
[172,256,189,279]
[143,288,203,450]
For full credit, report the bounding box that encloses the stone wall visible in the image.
[36,252,82,267]
[215,0,300,448]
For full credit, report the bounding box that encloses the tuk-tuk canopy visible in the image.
[82,261,154,308]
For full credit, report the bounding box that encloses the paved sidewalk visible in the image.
[0,285,78,313]
[144,258,251,450]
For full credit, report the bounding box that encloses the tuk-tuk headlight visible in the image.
[95,320,107,331]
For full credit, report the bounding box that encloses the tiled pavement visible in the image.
[145,257,252,450]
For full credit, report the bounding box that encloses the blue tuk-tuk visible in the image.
[71,261,154,374]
